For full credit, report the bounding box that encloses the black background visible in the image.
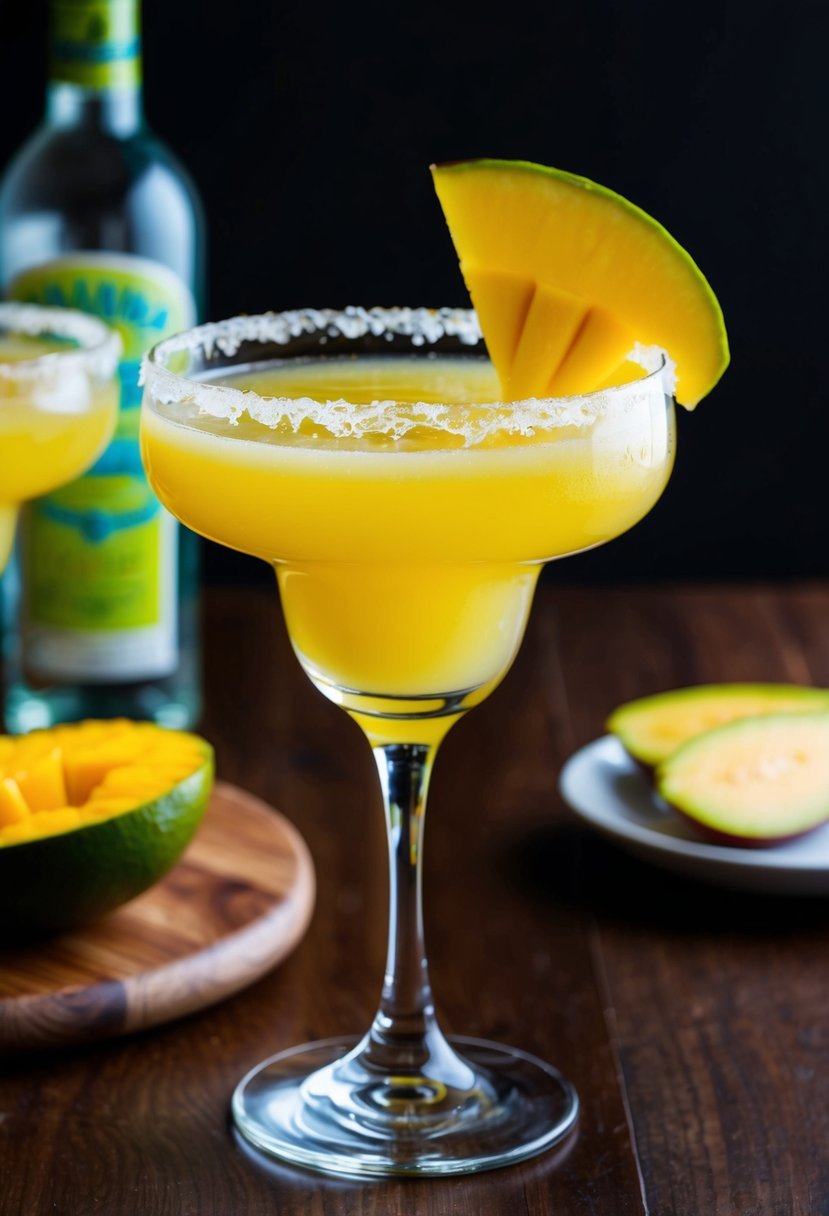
[0,0,827,586]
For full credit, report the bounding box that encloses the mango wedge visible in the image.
[432,159,729,408]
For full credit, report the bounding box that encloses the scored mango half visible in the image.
[431,158,729,408]
[0,719,214,938]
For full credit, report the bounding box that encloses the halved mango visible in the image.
[0,719,214,938]
[657,713,829,846]
[431,159,729,407]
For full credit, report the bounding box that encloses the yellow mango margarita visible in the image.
[0,328,119,571]
[142,351,674,725]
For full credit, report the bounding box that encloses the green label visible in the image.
[9,253,195,681]
[51,0,141,91]
[25,476,161,631]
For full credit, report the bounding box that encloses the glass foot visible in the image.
[232,1034,578,1178]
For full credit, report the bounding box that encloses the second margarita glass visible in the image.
[0,302,120,573]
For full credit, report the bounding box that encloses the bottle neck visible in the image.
[47,82,142,136]
[48,0,143,135]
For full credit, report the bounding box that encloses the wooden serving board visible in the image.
[0,781,315,1053]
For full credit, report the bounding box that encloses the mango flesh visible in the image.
[431,159,729,408]
[657,713,829,846]
[607,684,829,768]
[0,719,207,845]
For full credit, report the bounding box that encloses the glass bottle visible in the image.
[0,0,205,731]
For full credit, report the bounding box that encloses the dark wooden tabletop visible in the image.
[2,581,829,1215]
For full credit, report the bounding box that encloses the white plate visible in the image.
[558,736,829,895]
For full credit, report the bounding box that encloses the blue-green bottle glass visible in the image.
[0,0,205,731]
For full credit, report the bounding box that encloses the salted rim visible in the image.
[141,307,673,443]
[0,302,121,381]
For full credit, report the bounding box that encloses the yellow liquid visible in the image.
[0,335,117,571]
[142,355,674,737]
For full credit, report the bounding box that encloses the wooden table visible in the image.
[2,583,828,1214]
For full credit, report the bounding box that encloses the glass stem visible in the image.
[360,742,467,1085]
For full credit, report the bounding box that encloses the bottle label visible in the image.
[9,252,196,684]
[51,0,141,92]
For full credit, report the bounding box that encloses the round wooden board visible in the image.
[0,782,315,1053]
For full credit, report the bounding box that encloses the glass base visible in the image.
[232,1034,578,1179]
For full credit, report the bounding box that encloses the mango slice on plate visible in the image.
[657,713,829,847]
[607,684,829,769]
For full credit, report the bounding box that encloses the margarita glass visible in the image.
[0,303,120,573]
[141,307,675,1178]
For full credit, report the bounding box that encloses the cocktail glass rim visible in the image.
[0,301,121,382]
[141,304,669,426]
